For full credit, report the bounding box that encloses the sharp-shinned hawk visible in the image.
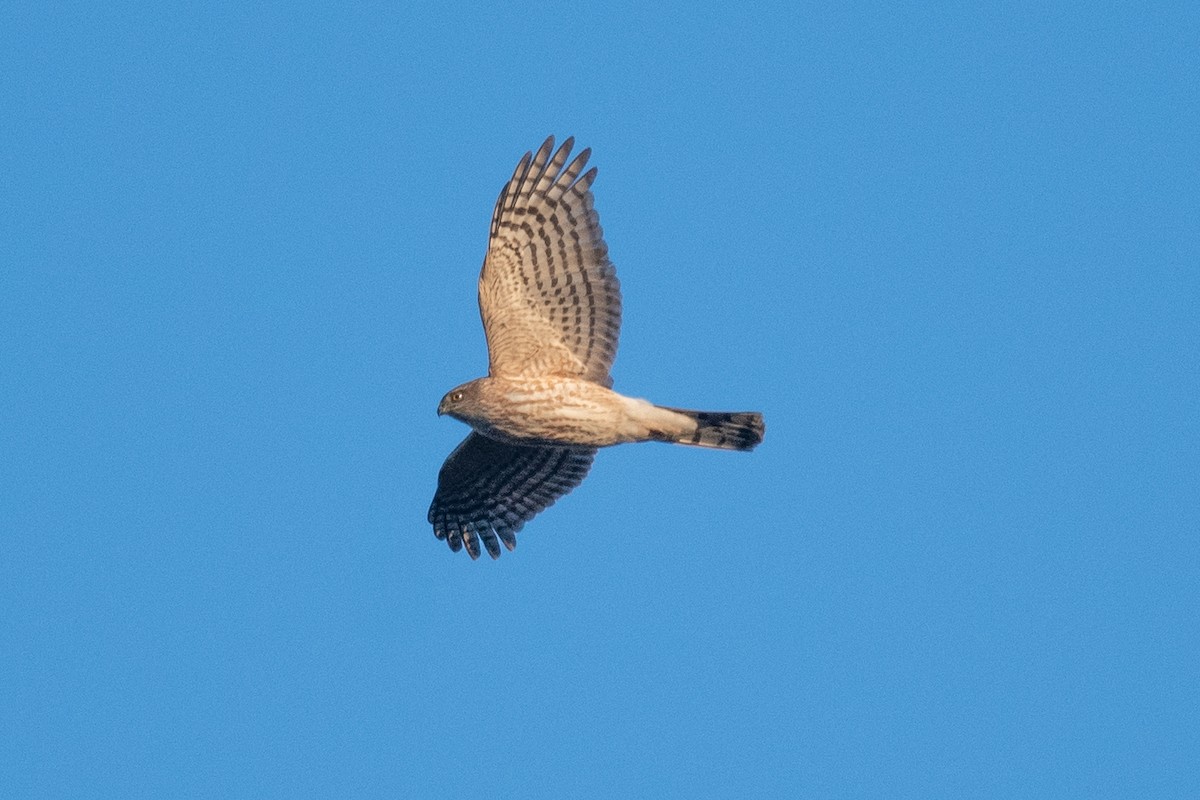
[429,136,764,559]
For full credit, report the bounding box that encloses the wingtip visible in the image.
[534,136,555,163]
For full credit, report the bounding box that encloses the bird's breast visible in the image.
[474,377,628,447]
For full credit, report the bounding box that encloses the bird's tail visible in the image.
[657,407,765,451]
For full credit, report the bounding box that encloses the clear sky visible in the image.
[3,2,1197,798]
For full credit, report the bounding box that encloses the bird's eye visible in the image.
[451,391,464,402]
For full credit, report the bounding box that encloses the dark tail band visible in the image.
[659,407,765,451]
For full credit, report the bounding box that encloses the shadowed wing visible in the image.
[479,136,622,387]
[427,433,596,559]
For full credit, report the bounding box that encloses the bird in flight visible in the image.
[429,136,764,559]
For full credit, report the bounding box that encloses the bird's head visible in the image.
[437,380,483,421]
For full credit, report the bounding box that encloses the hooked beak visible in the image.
[436,398,447,416]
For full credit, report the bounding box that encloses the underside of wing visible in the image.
[428,432,596,559]
[478,136,622,387]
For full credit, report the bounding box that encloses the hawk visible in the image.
[429,136,765,559]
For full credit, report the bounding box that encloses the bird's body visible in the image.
[428,136,764,559]
[442,376,651,448]
[440,376,743,449]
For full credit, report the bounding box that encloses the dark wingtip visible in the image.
[464,536,481,560]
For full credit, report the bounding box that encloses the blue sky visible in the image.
[2,2,1197,797]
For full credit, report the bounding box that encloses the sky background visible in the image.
[2,2,1197,798]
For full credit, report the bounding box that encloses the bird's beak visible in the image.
[436,398,446,416]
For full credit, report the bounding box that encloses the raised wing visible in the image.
[478,136,621,386]
[428,433,596,560]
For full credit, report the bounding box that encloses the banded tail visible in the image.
[659,407,765,451]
